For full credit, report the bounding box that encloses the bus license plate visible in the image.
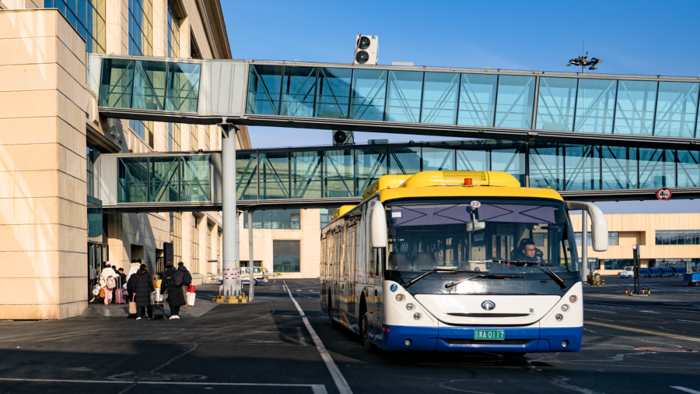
[474,330,505,341]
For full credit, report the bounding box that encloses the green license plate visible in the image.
[474,330,505,341]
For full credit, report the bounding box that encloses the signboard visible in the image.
[656,187,672,201]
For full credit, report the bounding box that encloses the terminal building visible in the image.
[4,1,700,321]
[0,0,250,320]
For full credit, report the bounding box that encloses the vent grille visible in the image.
[441,171,488,183]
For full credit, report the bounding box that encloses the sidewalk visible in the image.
[82,285,220,318]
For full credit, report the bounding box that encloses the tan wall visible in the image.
[571,212,700,273]
[239,210,321,279]
[0,9,88,319]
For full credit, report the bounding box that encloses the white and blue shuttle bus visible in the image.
[320,171,608,353]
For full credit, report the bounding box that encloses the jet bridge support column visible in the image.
[220,122,242,298]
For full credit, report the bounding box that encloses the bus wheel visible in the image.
[361,312,378,353]
[328,295,338,329]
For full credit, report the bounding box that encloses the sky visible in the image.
[220,0,700,213]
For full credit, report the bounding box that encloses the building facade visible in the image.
[571,212,700,274]
[0,0,250,320]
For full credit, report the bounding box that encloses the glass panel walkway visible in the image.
[101,140,700,212]
[91,55,700,149]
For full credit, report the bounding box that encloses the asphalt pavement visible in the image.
[0,275,699,394]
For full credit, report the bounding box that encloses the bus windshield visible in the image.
[385,197,579,295]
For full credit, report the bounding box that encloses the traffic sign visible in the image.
[656,187,672,200]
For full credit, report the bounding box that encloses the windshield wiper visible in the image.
[445,274,525,288]
[403,268,481,289]
[490,259,568,290]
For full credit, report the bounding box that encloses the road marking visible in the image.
[671,386,700,394]
[0,378,327,392]
[586,321,700,343]
[284,280,353,394]
[678,319,700,324]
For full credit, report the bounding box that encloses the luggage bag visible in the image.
[186,292,196,307]
[151,293,165,319]
[114,289,126,304]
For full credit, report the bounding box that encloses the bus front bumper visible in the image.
[382,324,582,352]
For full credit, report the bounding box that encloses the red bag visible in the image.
[114,289,126,304]
[188,284,196,293]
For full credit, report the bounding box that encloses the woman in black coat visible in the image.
[163,263,186,319]
[127,264,154,320]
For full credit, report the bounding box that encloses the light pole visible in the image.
[566,52,602,73]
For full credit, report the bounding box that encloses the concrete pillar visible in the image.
[221,127,240,295]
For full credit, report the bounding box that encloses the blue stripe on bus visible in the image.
[382,325,583,352]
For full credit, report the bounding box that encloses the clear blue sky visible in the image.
[221,0,700,212]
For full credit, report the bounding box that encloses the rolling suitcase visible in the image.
[114,288,126,304]
[151,293,165,319]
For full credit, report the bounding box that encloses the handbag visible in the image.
[129,294,137,314]
[99,288,105,298]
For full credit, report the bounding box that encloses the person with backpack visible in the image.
[99,262,120,305]
[177,262,192,306]
[163,262,186,319]
[127,264,155,320]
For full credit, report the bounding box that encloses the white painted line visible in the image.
[671,386,700,394]
[0,378,327,392]
[678,320,700,324]
[284,280,353,394]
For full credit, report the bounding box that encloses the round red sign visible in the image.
[656,187,672,201]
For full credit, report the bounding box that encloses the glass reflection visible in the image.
[565,145,600,191]
[246,65,283,115]
[237,152,258,200]
[529,144,564,190]
[180,156,211,201]
[495,75,536,129]
[388,147,421,175]
[536,77,577,131]
[165,62,201,113]
[639,149,673,188]
[575,79,616,134]
[281,67,316,117]
[386,71,423,123]
[291,151,322,198]
[118,157,148,202]
[324,149,354,197]
[149,156,179,202]
[458,74,497,127]
[351,69,387,120]
[316,68,352,119]
[601,146,637,189]
[259,152,290,199]
[421,72,459,125]
[615,80,657,135]
[99,59,133,108]
[424,147,456,171]
[676,150,700,187]
[654,82,698,138]
[356,148,387,194]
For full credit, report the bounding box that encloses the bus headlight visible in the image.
[556,314,564,322]
[396,294,404,302]
[413,313,421,320]
[406,303,414,311]
[569,295,578,303]
[561,304,569,312]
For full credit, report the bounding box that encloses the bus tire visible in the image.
[361,312,378,353]
[328,293,338,329]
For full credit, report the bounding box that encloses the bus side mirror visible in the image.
[566,201,608,252]
[371,201,388,248]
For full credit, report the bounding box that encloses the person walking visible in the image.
[99,262,120,305]
[127,264,155,320]
[178,262,192,306]
[163,262,186,319]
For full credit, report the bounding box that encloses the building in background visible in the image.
[0,0,250,320]
[571,213,700,274]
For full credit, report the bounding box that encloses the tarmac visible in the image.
[0,276,699,393]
